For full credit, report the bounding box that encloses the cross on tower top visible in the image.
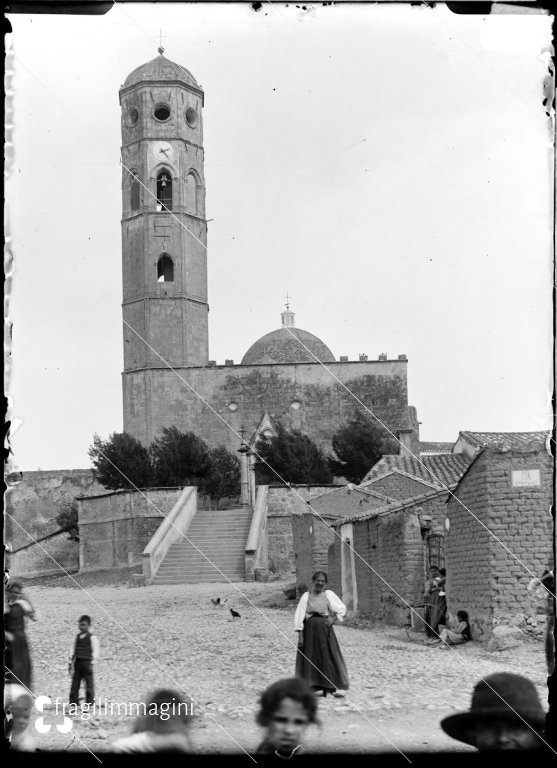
[158,29,166,55]
[284,292,291,310]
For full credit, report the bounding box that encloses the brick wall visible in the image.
[78,488,182,572]
[445,447,553,641]
[123,360,414,454]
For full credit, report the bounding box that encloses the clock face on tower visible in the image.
[152,141,173,161]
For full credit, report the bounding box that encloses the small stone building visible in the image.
[445,431,553,641]
[328,489,452,624]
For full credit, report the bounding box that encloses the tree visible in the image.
[88,432,152,490]
[329,417,398,484]
[205,445,241,506]
[150,426,210,488]
[55,499,80,542]
[254,424,333,485]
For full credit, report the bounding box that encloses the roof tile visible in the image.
[361,453,471,488]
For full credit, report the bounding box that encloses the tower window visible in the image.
[157,254,174,282]
[130,178,140,211]
[128,107,139,126]
[185,107,198,128]
[156,171,172,212]
[185,173,197,214]
[153,103,171,122]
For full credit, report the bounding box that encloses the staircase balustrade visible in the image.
[245,485,269,581]
[142,486,197,582]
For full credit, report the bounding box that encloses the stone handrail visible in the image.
[142,486,197,582]
[245,485,269,581]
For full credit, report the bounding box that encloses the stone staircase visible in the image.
[153,507,253,584]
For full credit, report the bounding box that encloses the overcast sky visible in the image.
[6,3,554,471]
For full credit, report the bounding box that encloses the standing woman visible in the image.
[5,582,36,690]
[294,571,349,698]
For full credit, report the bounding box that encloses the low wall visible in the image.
[77,488,182,572]
[7,532,78,579]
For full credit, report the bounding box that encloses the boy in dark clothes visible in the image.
[68,615,100,707]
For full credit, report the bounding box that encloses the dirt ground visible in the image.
[12,577,549,756]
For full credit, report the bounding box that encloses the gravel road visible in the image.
[16,579,548,756]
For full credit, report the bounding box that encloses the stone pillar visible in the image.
[238,445,250,505]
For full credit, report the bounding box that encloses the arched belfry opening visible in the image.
[157,253,174,282]
[156,170,172,211]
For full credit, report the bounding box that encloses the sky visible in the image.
[5,2,554,471]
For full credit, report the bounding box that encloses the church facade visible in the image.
[119,53,419,457]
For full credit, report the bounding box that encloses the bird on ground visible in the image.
[210,597,221,606]
[230,608,241,619]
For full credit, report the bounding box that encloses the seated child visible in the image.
[255,677,319,758]
[436,609,471,647]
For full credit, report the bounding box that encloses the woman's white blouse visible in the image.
[293,590,347,631]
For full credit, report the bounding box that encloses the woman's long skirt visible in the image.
[5,632,32,689]
[295,616,349,692]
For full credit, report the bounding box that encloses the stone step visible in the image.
[173,543,249,549]
[157,560,244,570]
[153,577,245,584]
[162,556,244,561]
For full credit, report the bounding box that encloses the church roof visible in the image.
[241,308,335,365]
[122,53,200,91]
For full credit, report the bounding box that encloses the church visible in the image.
[119,51,419,458]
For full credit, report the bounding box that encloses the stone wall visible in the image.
[5,469,105,577]
[445,447,553,641]
[266,485,340,577]
[7,532,78,579]
[78,488,182,572]
[123,360,417,456]
[291,511,337,590]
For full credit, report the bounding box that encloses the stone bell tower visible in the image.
[119,49,209,392]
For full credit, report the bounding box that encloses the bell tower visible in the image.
[119,49,209,384]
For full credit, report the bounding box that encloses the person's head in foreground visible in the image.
[441,672,546,751]
[256,677,319,757]
[113,688,194,753]
[4,684,33,751]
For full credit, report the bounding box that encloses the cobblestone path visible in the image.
[20,580,548,755]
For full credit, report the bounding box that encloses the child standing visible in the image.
[255,678,319,758]
[68,615,100,707]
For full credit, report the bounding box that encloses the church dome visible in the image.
[123,52,200,90]
[241,308,335,365]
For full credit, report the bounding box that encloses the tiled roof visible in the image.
[361,453,471,488]
[332,488,450,526]
[458,431,548,451]
[419,441,454,454]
